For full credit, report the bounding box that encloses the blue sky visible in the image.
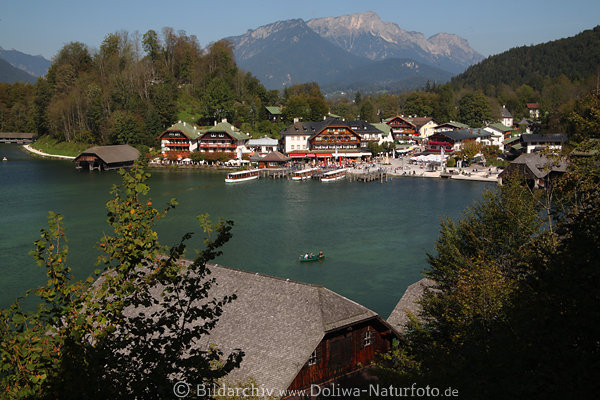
[1,0,599,60]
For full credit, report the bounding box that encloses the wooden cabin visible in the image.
[0,132,38,144]
[74,145,140,171]
[250,151,290,168]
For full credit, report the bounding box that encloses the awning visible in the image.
[316,153,333,158]
[289,153,306,158]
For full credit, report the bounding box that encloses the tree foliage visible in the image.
[0,164,243,398]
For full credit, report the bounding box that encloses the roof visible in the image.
[265,106,282,115]
[0,132,38,139]
[280,118,369,138]
[499,153,567,180]
[435,121,470,130]
[526,103,540,109]
[204,122,248,141]
[407,117,437,129]
[502,136,521,145]
[432,129,491,142]
[520,133,568,144]
[75,145,140,164]
[250,151,290,162]
[247,136,279,146]
[372,123,391,135]
[487,123,515,133]
[387,278,436,333]
[162,122,202,139]
[501,106,513,118]
[175,264,382,392]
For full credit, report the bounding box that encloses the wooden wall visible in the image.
[288,319,393,391]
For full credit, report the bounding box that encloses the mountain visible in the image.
[0,47,51,77]
[307,12,483,74]
[0,57,37,84]
[452,25,600,89]
[226,12,480,92]
[227,19,371,90]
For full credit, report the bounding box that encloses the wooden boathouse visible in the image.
[0,132,38,144]
[74,145,140,171]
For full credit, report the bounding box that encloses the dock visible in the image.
[348,170,390,183]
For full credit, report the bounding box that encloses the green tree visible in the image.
[0,165,243,398]
[360,100,377,122]
[457,91,492,127]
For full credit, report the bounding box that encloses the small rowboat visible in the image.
[298,253,325,262]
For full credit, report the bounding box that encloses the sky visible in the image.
[1,0,599,60]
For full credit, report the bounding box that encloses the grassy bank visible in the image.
[31,136,91,157]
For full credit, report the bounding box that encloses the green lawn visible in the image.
[31,136,92,157]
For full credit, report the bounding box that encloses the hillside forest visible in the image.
[1,26,600,148]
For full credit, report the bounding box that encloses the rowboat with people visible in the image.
[298,251,325,262]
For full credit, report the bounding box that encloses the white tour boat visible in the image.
[225,169,260,183]
[291,167,319,181]
[320,168,348,182]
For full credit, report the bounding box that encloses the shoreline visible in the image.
[22,144,76,160]
[20,144,498,183]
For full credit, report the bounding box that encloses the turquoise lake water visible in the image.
[0,143,492,316]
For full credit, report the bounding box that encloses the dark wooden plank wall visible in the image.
[288,320,392,391]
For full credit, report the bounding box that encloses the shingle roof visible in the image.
[520,133,567,144]
[204,122,248,141]
[499,153,567,180]
[387,278,436,333]
[434,129,491,142]
[247,136,279,146]
[501,106,513,118]
[163,122,202,139]
[487,123,515,133]
[250,151,290,162]
[75,145,140,164]
[406,117,436,129]
[435,121,470,130]
[187,264,381,391]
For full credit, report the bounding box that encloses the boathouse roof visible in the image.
[125,263,392,392]
[499,153,567,180]
[75,145,140,165]
[250,150,290,162]
[387,278,436,333]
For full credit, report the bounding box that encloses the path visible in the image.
[22,144,76,160]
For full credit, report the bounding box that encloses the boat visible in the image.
[224,169,260,183]
[299,252,325,262]
[291,167,318,181]
[321,168,348,182]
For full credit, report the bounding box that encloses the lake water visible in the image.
[0,143,492,317]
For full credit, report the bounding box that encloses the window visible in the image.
[307,348,321,366]
[362,328,374,347]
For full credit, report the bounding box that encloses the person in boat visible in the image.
[309,252,314,258]
[318,251,323,257]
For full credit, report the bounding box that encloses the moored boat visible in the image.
[321,168,347,182]
[291,167,318,181]
[225,169,260,183]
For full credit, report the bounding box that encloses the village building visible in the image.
[74,145,140,171]
[500,105,513,127]
[0,132,38,144]
[426,129,492,154]
[346,120,388,149]
[265,106,283,122]
[527,103,541,119]
[371,123,394,145]
[165,264,398,394]
[498,153,567,188]
[250,150,290,168]
[197,121,249,158]
[157,122,201,158]
[520,133,567,154]
[246,136,279,154]
[406,117,439,140]
[432,121,470,133]
[484,123,516,150]
[280,119,371,163]
[384,116,418,143]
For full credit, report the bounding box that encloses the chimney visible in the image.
[293,117,299,123]
[221,118,227,124]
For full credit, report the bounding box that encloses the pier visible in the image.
[348,170,390,183]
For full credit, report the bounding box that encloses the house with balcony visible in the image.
[384,116,418,143]
[197,121,249,157]
[157,122,201,158]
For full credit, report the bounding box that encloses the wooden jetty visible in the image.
[348,170,390,183]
